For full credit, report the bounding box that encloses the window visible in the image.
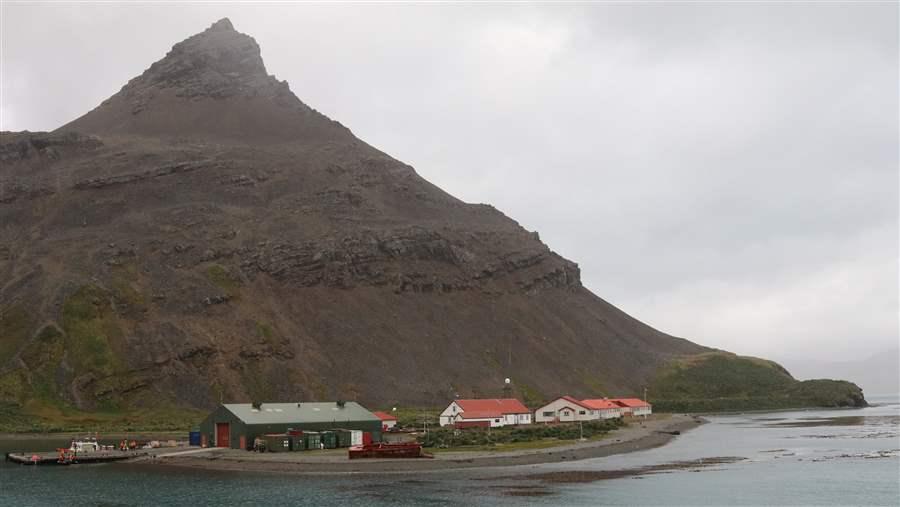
[494,419,500,423]
[579,410,586,415]
[542,411,554,417]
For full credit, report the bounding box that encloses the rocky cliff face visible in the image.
[0,19,707,414]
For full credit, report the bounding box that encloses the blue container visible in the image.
[189,431,201,446]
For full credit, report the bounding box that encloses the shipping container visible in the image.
[330,429,352,448]
[263,434,292,452]
[290,434,306,451]
[304,431,321,450]
[321,431,338,449]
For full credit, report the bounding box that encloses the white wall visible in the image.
[599,408,620,419]
[439,402,462,427]
[633,406,652,416]
[535,398,597,423]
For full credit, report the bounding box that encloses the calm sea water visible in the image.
[1,395,897,506]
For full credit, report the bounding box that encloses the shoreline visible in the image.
[140,414,704,475]
[0,403,874,439]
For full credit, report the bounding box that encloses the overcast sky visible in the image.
[2,3,897,371]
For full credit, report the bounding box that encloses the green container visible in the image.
[331,429,352,448]
[321,431,337,449]
[263,434,291,453]
[304,431,321,450]
[290,435,306,451]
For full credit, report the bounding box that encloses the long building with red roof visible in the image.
[609,398,652,416]
[535,396,651,422]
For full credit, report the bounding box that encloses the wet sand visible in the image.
[147,414,704,474]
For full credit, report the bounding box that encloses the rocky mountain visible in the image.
[0,19,855,419]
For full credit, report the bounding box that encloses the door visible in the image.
[215,422,230,448]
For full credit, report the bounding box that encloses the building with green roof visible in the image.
[198,401,382,449]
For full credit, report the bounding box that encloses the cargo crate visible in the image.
[321,431,337,449]
[263,434,291,453]
[330,429,352,448]
[304,431,321,450]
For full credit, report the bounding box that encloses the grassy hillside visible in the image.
[0,401,205,433]
[649,352,867,412]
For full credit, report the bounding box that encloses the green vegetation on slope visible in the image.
[0,285,199,431]
[61,285,124,376]
[0,305,33,365]
[0,401,206,433]
[206,264,242,295]
[650,352,867,412]
[420,418,625,449]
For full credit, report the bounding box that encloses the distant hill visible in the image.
[649,352,867,412]
[0,18,866,429]
[778,349,900,396]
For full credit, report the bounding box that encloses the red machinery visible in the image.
[347,442,433,459]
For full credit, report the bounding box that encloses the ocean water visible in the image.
[1,395,897,506]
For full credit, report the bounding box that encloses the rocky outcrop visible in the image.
[73,160,215,189]
[0,131,103,164]
[137,227,580,293]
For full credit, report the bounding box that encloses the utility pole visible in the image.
[579,421,585,441]
[643,386,649,420]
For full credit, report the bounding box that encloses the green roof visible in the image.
[222,402,379,425]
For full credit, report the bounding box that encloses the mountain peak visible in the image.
[57,19,350,144]
[208,17,235,32]
[146,17,268,93]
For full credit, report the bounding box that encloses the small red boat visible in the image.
[347,442,433,459]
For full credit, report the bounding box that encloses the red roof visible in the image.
[373,411,398,421]
[609,398,651,408]
[455,398,530,415]
[553,395,593,410]
[581,398,621,410]
[458,410,503,420]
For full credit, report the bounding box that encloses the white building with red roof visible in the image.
[535,396,598,423]
[373,411,398,431]
[439,398,532,428]
[581,398,627,419]
[609,398,652,417]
